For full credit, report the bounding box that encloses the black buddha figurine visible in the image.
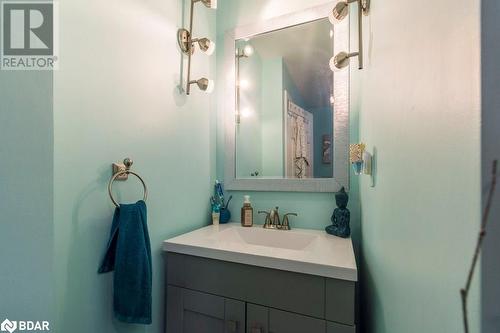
[325,187,351,238]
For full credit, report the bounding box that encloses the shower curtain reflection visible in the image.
[285,93,313,179]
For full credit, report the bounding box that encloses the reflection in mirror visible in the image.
[235,18,334,179]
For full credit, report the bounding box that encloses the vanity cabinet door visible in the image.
[268,309,325,333]
[224,299,246,333]
[247,304,269,333]
[166,286,245,333]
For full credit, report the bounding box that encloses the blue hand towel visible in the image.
[98,200,152,325]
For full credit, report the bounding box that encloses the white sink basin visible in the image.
[217,227,318,251]
[163,223,357,281]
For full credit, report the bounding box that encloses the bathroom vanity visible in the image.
[163,224,357,333]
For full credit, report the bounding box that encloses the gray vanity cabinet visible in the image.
[166,253,356,333]
[166,286,245,333]
[247,304,268,333]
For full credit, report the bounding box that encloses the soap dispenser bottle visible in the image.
[241,195,253,227]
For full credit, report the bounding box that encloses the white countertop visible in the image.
[163,223,357,281]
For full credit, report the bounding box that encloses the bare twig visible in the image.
[460,160,498,333]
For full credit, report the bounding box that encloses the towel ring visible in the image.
[108,158,148,208]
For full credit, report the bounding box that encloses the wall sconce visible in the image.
[178,36,216,56]
[329,0,370,70]
[189,77,214,93]
[237,45,254,58]
[330,51,359,71]
[235,44,254,124]
[177,0,217,95]
[350,143,372,176]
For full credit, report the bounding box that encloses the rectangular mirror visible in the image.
[235,19,334,179]
[224,3,350,192]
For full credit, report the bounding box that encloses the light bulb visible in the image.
[330,52,355,71]
[205,79,215,93]
[239,79,250,89]
[329,1,350,25]
[195,78,215,93]
[330,29,334,39]
[200,0,217,9]
[205,40,215,55]
[241,108,253,118]
[197,38,216,55]
[328,11,337,25]
[329,57,338,72]
[243,44,254,57]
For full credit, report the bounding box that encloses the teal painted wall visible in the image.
[310,106,333,178]
[0,71,54,323]
[216,1,481,333]
[357,0,481,332]
[236,41,263,178]
[282,62,306,108]
[53,1,216,333]
[261,57,284,177]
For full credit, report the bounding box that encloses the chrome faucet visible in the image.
[259,207,297,230]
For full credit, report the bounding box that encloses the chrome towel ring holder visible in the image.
[108,158,148,208]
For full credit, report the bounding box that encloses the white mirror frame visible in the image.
[224,2,350,192]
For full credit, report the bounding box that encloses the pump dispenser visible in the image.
[241,195,253,227]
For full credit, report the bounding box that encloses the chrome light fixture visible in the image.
[235,44,254,124]
[178,32,216,56]
[196,38,216,55]
[241,45,254,58]
[178,0,217,95]
[329,0,370,70]
[198,0,217,9]
[189,78,214,93]
[329,0,352,24]
[330,0,370,22]
[330,51,359,71]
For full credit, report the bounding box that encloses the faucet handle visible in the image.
[258,211,272,228]
[281,213,298,231]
